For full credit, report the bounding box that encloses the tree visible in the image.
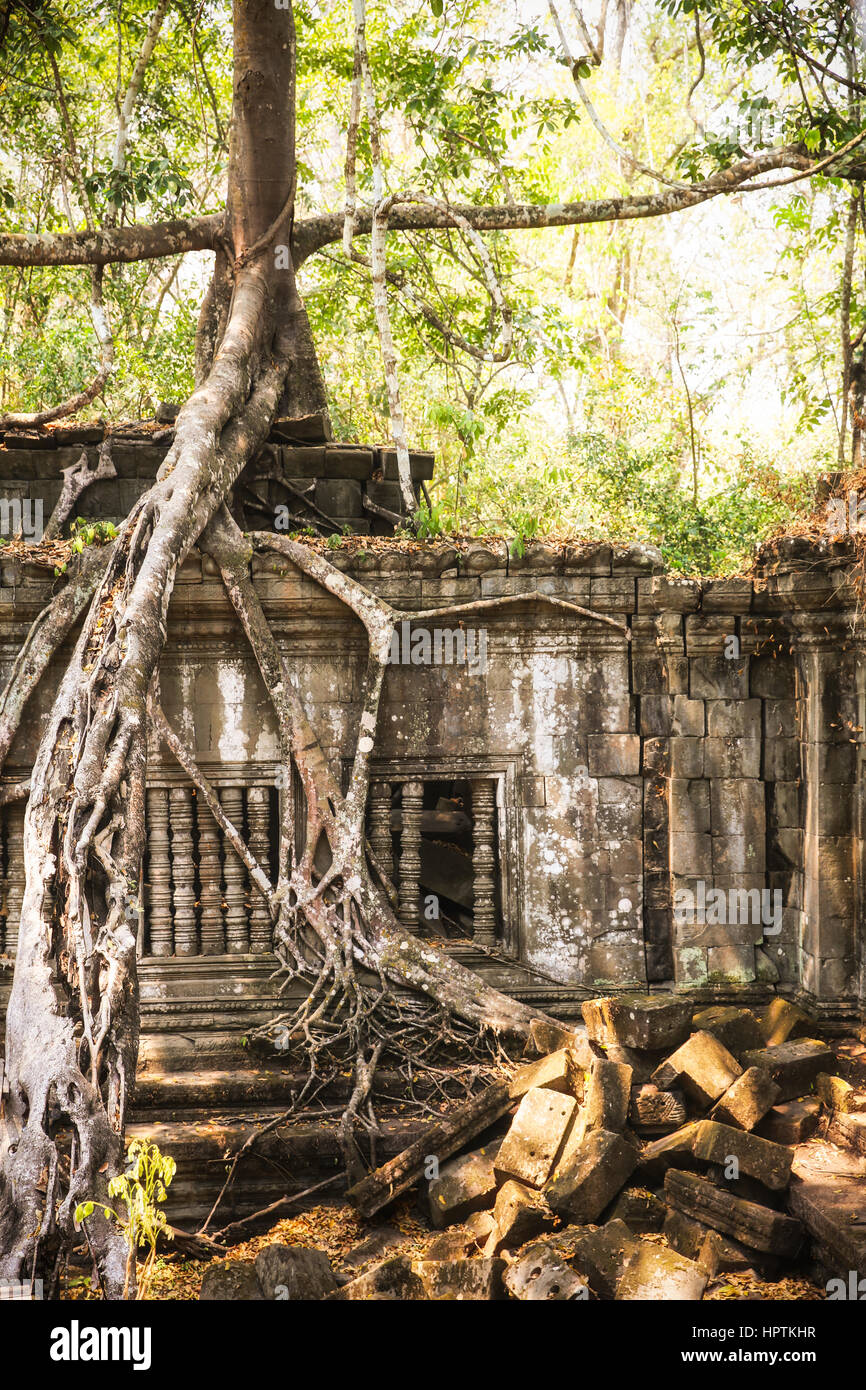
[0,0,861,1297]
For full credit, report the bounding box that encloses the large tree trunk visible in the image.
[0,0,308,1296]
[0,0,542,1295]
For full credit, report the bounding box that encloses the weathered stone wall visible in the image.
[0,437,862,1026]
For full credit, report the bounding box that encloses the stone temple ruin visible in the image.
[0,420,865,1290]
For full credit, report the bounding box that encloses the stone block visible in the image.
[670,778,710,834]
[616,1242,708,1301]
[701,578,753,612]
[671,696,705,737]
[200,1261,263,1300]
[509,1047,584,1101]
[491,1180,556,1251]
[704,734,761,779]
[587,733,640,776]
[759,997,813,1046]
[428,1142,499,1228]
[671,831,713,876]
[415,1256,504,1300]
[755,1098,822,1145]
[706,944,756,983]
[337,1255,426,1301]
[528,1019,594,1066]
[670,738,704,778]
[255,1244,337,1300]
[826,1111,866,1157]
[638,1123,702,1182]
[314,478,362,516]
[706,698,762,737]
[709,1067,781,1132]
[691,1006,764,1057]
[494,1088,577,1188]
[651,1031,743,1107]
[691,1119,793,1191]
[503,1244,589,1300]
[544,1129,637,1224]
[663,1208,755,1274]
[740,1039,834,1102]
[581,993,692,1051]
[815,1073,857,1112]
[690,655,749,700]
[628,1083,688,1134]
[578,1056,632,1135]
[604,1186,666,1233]
[565,1219,641,1299]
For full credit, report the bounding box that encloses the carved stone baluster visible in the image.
[146,787,173,957]
[3,801,25,960]
[247,785,272,953]
[398,780,424,932]
[471,778,497,945]
[169,786,198,956]
[221,785,250,953]
[197,801,225,955]
[367,779,393,880]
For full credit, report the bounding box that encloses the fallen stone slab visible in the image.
[691,1119,793,1191]
[509,1047,584,1101]
[604,1185,666,1233]
[494,1087,577,1188]
[664,1169,804,1257]
[691,1005,764,1057]
[629,1083,687,1134]
[339,1225,409,1274]
[578,1055,632,1135]
[760,998,813,1047]
[416,1256,505,1300]
[740,1039,834,1102]
[545,1128,638,1224]
[756,1098,822,1146]
[490,1179,556,1252]
[255,1244,337,1300]
[583,993,692,1051]
[503,1243,589,1300]
[652,1030,743,1107]
[710,1067,781,1131]
[427,1140,500,1229]
[616,1241,708,1301]
[200,1261,264,1300]
[789,1139,866,1279]
[336,1254,426,1301]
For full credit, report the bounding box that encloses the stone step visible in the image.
[126,1114,429,1234]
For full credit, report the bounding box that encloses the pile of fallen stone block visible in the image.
[199,993,866,1299]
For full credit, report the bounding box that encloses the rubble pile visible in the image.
[200,994,866,1300]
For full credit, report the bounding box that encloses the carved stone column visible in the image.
[3,801,25,960]
[169,786,198,956]
[146,787,173,957]
[471,778,497,945]
[247,785,272,953]
[197,802,225,955]
[367,779,393,881]
[221,785,250,953]
[398,780,424,932]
